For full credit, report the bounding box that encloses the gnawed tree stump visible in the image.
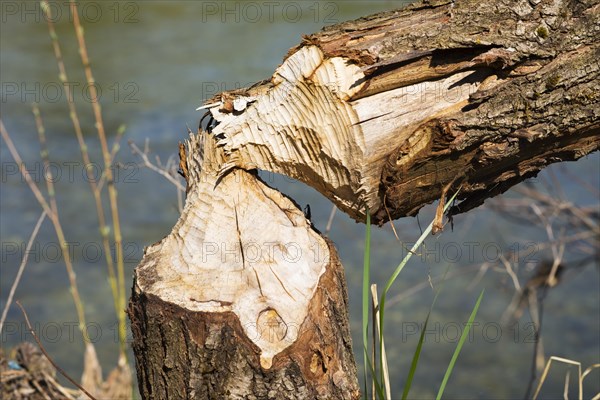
[128,135,358,398]
[129,0,598,398]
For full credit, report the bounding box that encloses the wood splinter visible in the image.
[177,141,188,183]
[432,179,460,235]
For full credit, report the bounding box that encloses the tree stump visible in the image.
[128,135,359,399]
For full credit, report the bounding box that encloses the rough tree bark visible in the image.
[128,0,599,398]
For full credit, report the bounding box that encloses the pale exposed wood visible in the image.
[135,133,329,369]
[212,46,368,218]
[205,45,485,219]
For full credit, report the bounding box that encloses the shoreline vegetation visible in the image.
[1,1,131,398]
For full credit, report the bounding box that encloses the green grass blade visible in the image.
[363,344,386,400]
[435,289,485,400]
[402,266,451,400]
[362,209,371,398]
[379,191,460,384]
[383,190,460,296]
[401,310,431,400]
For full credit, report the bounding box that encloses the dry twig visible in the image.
[15,302,97,400]
[0,211,47,334]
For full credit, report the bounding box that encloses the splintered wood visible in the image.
[197,1,598,224]
[211,46,367,218]
[206,45,482,221]
[134,134,329,369]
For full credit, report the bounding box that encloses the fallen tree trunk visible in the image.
[129,0,599,398]
[205,0,599,223]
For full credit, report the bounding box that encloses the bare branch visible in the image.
[128,140,185,192]
[0,211,47,332]
[15,301,98,400]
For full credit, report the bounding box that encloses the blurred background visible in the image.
[1,1,598,398]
